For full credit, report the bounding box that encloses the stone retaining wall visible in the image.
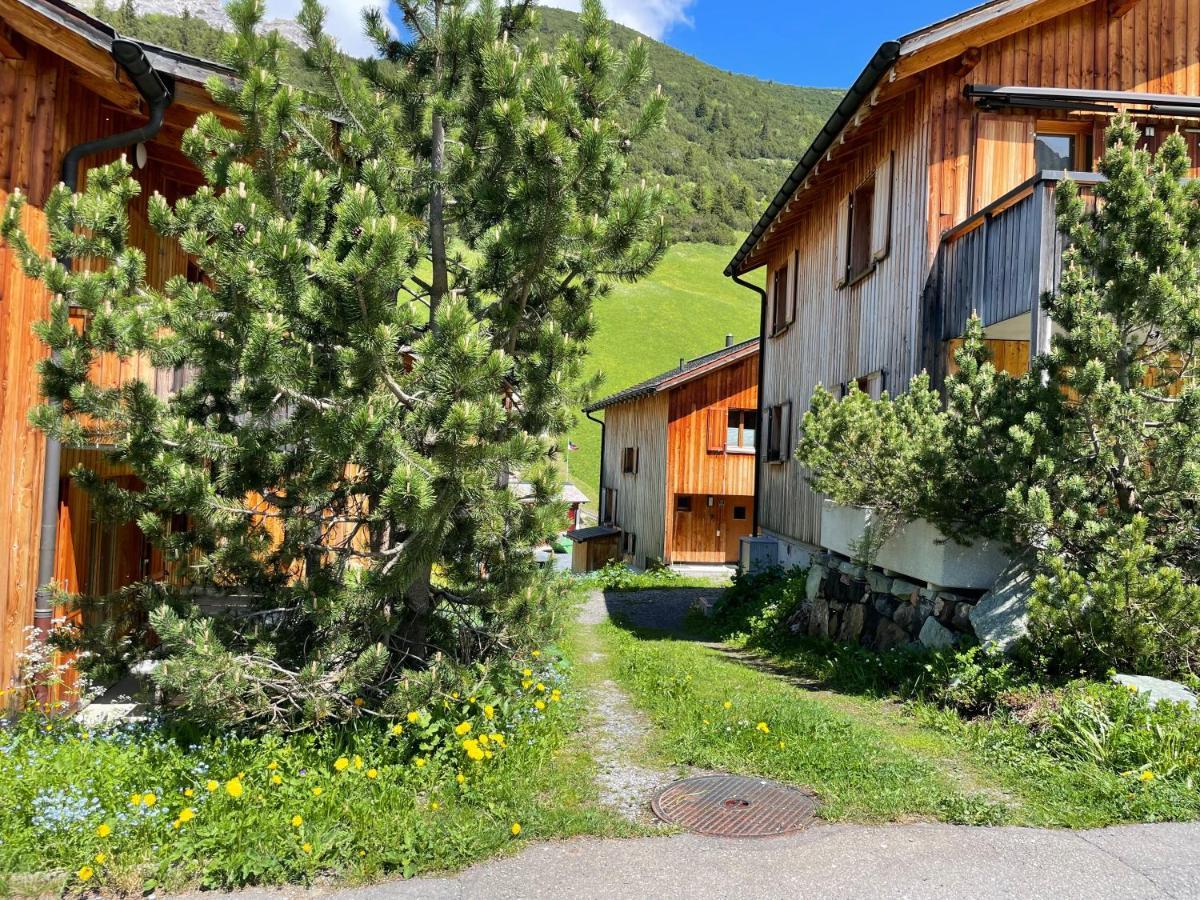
[784,555,982,652]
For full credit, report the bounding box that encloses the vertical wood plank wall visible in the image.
[756,0,1200,552]
[0,40,203,693]
[601,394,669,567]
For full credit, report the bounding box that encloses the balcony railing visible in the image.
[923,171,1105,384]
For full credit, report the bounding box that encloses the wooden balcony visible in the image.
[922,171,1104,384]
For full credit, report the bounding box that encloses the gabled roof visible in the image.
[583,338,758,413]
[727,0,1100,276]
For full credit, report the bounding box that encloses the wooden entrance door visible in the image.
[723,497,754,562]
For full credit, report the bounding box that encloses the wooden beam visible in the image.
[953,47,983,78]
[0,27,26,60]
[1107,0,1138,16]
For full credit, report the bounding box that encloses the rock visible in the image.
[873,593,899,618]
[916,592,936,622]
[970,559,1034,653]
[867,570,893,594]
[875,619,911,652]
[785,602,811,635]
[838,603,866,643]
[1112,674,1198,709]
[890,578,920,598]
[805,565,825,602]
[807,596,830,639]
[893,603,916,632]
[951,601,974,632]
[919,616,960,649]
[838,561,866,580]
[936,594,959,625]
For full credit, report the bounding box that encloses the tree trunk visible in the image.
[429,110,448,327]
[404,563,435,662]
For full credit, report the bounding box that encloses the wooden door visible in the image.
[723,497,754,563]
[972,114,1036,211]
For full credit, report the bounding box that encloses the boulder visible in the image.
[951,601,974,632]
[875,619,911,652]
[890,578,920,598]
[838,603,867,644]
[807,596,830,639]
[805,564,826,602]
[919,616,959,650]
[969,559,1033,653]
[1112,674,1197,709]
[936,594,959,625]
[873,593,899,618]
[838,561,866,580]
[867,570,894,595]
[892,603,917,632]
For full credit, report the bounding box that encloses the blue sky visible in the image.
[263,0,975,87]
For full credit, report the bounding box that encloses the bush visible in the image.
[0,646,576,891]
[709,566,807,641]
[577,561,720,592]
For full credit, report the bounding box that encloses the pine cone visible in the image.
[232,222,247,237]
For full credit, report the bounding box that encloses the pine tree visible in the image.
[1,0,666,729]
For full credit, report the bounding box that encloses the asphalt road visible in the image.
[202,821,1200,899]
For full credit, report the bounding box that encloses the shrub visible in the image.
[577,561,721,592]
[709,566,807,642]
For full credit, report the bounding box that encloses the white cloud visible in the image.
[263,0,393,58]
[544,0,694,39]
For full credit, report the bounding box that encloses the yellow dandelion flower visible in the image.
[485,750,494,759]
[407,711,420,724]
[1140,771,1156,782]
[479,733,490,747]
[179,807,195,823]
[483,705,495,720]
[94,852,106,865]
[96,823,111,838]
[535,682,546,693]
[511,822,522,836]
[183,788,194,798]
[534,699,546,711]
[225,779,244,799]
[129,793,142,806]
[778,741,786,750]
[415,757,427,768]
[455,721,472,736]
[292,815,304,827]
[267,761,278,771]
[367,768,378,779]
[143,792,157,807]
[172,819,182,830]
[354,755,364,770]
[451,691,460,700]
[311,786,323,796]
[430,801,439,810]
[77,866,94,882]
[467,747,485,762]
[334,756,350,772]
[206,780,219,792]
[468,696,477,704]
[456,772,466,785]
[756,722,770,734]
[271,774,283,785]
[522,668,532,677]
[722,701,732,710]
[522,679,533,690]
[532,650,541,658]
[354,698,365,707]
[391,723,404,736]
[302,842,313,854]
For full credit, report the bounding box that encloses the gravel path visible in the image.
[575,590,683,824]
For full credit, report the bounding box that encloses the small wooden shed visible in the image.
[566,526,622,574]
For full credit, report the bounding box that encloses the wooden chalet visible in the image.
[582,337,758,569]
[727,0,1200,573]
[0,0,235,698]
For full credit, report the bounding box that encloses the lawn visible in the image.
[565,243,762,507]
[597,613,1200,828]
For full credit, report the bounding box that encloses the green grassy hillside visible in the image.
[566,244,762,509]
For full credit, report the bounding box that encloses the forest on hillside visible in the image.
[93,1,840,245]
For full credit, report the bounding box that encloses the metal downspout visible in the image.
[584,410,606,525]
[34,39,173,637]
[731,274,767,539]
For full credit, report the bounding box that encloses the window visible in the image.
[770,251,796,336]
[726,409,758,453]
[621,447,638,475]
[602,488,617,525]
[1034,132,1075,171]
[732,506,748,521]
[765,401,792,464]
[622,531,637,558]
[676,496,693,513]
[847,174,876,282]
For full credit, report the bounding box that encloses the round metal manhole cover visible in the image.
[651,774,818,837]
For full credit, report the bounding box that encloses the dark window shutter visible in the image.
[787,249,799,327]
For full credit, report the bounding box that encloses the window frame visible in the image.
[765,401,793,464]
[1034,119,1093,172]
[725,408,758,454]
[845,173,877,285]
[769,258,794,337]
[602,487,617,526]
[621,446,638,475]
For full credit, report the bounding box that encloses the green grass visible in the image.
[566,243,762,505]
[598,618,1200,828]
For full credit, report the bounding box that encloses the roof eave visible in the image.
[724,40,902,278]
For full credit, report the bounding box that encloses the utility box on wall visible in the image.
[739,535,779,574]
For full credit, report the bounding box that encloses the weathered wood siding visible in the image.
[758,91,933,548]
[600,394,668,567]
